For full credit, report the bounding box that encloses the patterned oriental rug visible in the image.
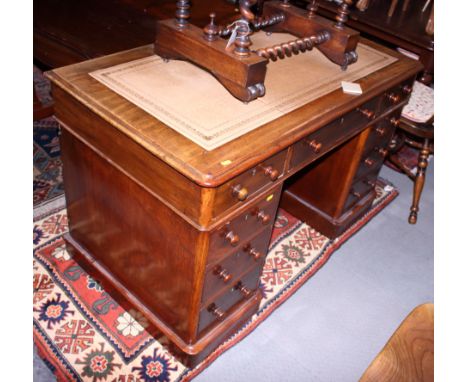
[34,66,64,206]
[33,180,398,382]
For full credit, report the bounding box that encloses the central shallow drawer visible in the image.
[289,96,380,172]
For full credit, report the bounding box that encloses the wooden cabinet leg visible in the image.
[409,139,430,224]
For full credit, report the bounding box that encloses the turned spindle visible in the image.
[234,24,252,57]
[335,0,354,29]
[203,13,218,41]
[175,0,191,28]
[307,0,318,18]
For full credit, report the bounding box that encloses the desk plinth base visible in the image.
[280,188,375,239]
[63,232,262,368]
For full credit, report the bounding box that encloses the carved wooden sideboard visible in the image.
[46,40,421,367]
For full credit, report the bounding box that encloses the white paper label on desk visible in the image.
[341,81,363,95]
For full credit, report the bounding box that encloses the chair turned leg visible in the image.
[409,139,430,224]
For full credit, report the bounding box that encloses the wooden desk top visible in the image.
[46,40,421,187]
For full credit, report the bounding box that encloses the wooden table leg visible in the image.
[409,138,430,224]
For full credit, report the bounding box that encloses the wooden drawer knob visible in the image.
[207,303,226,321]
[375,126,386,136]
[255,209,271,225]
[235,282,253,298]
[261,165,279,181]
[386,92,401,104]
[213,265,232,283]
[377,147,388,157]
[402,84,413,95]
[245,245,262,261]
[390,117,400,128]
[307,139,322,153]
[366,179,376,187]
[232,184,249,201]
[364,158,375,167]
[224,230,240,246]
[357,108,375,120]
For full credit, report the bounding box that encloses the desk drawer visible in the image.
[380,78,414,112]
[208,186,281,259]
[203,227,270,304]
[198,266,261,335]
[365,110,402,153]
[289,96,379,171]
[343,175,377,212]
[212,150,287,218]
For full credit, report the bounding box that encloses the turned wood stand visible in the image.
[46,40,421,367]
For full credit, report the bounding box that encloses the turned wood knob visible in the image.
[261,165,279,181]
[390,117,400,128]
[364,158,375,167]
[208,303,225,321]
[375,126,386,136]
[213,265,232,283]
[352,190,361,198]
[366,179,376,187]
[307,139,322,153]
[402,85,413,95]
[256,209,271,225]
[224,230,240,246]
[232,184,249,201]
[245,245,262,261]
[235,282,253,298]
[386,92,401,104]
[377,147,388,157]
[357,108,375,119]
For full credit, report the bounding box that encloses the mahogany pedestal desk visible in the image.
[46,41,421,367]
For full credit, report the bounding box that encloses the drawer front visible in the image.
[343,174,378,212]
[355,149,385,180]
[203,228,271,303]
[289,96,379,171]
[380,78,414,112]
[208,186,282,258]
[365,110,402,153]
[198,266,261,335]
[213,149,287,218]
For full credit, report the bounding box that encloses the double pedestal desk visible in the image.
[47,41,421,366]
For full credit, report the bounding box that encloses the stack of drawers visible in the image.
[281,77,414,238]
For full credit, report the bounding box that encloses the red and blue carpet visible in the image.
[33,180,398,382]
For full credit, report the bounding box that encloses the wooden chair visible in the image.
[359,303,434,382]
[387,81,434,224]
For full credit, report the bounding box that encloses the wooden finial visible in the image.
[203,12,219,41]
[335,0,353,29]
[175,0,191,28]
[307,0,318,18]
